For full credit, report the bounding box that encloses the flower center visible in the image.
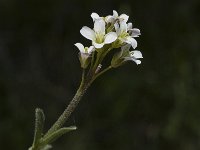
[85,47,88,53]
[95,33,104,43]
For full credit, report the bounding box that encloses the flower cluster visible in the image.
[75,10,143,70]
[29,11,144,150]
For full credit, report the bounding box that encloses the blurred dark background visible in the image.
[0,0,200,149]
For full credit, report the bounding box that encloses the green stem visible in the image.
[90,66,112,84]
[90,52,95,70]
[93,52,102,73]
[92,48,111,74]
[44,70,89,138]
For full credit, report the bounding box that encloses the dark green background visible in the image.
[0,0,200,149]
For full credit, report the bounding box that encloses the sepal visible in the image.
[79,53,91,69]
[111,45,130,68]
[40,126,77,146]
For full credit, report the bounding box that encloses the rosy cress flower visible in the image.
[114,21,138,49]
[91,10,128,24]
[123,44,143,65]
[111,44,143,67]
[91,13,103,22]
[106,10,129,24]
[124,50,143,65]
[75,43,94,68]
[80,18,117,49]
[127,23,141,37]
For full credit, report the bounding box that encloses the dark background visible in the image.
[0,0,200,149]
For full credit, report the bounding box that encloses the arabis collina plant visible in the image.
[29,10,143,150]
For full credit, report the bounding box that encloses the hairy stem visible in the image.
[44,70,89,138]
[91,66,112,84]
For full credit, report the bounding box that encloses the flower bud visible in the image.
[78,53,91,69]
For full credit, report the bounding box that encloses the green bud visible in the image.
[111,44,130,68]
[111,50,124,68]
[79,53,91,69]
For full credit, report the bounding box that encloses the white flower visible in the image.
[80,19,117,48]
[127,23,141,37]
[106,10,129,23]
[75,43,95,68]
[111,44,143,67]
[91,10,129,24]
[122,45,143,65]
[75,43,94,54]
[91,13,102,21]
[127,50,143,65]
[115,21,137,49]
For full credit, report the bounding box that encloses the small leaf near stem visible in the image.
[40,126,77,146]
[32,108,45,148]
[40,145,52,150]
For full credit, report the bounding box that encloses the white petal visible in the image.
[126,37,137,49]
[105,15,115,23]
[131,28,141,37]
[120,21,128,33]
[114,23,120,35]
[94,19,105,35]
[127,23,133,30]
[91,13,100,21]
[119,14,129,22]
[93,42,104,48]
[80,26,95,41]
[87,46,95,53]
[113,10,118,18]
[124,57,141,65]
[132,59,141,65]
[131,50,143,58]
[74,43,85,53]
[81,53,89,60]
[104,32,117,44]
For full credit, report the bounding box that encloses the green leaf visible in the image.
[40,145,52,150]
[28,144,52,150]
[40,126,77,145]
[33,108,45,146]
